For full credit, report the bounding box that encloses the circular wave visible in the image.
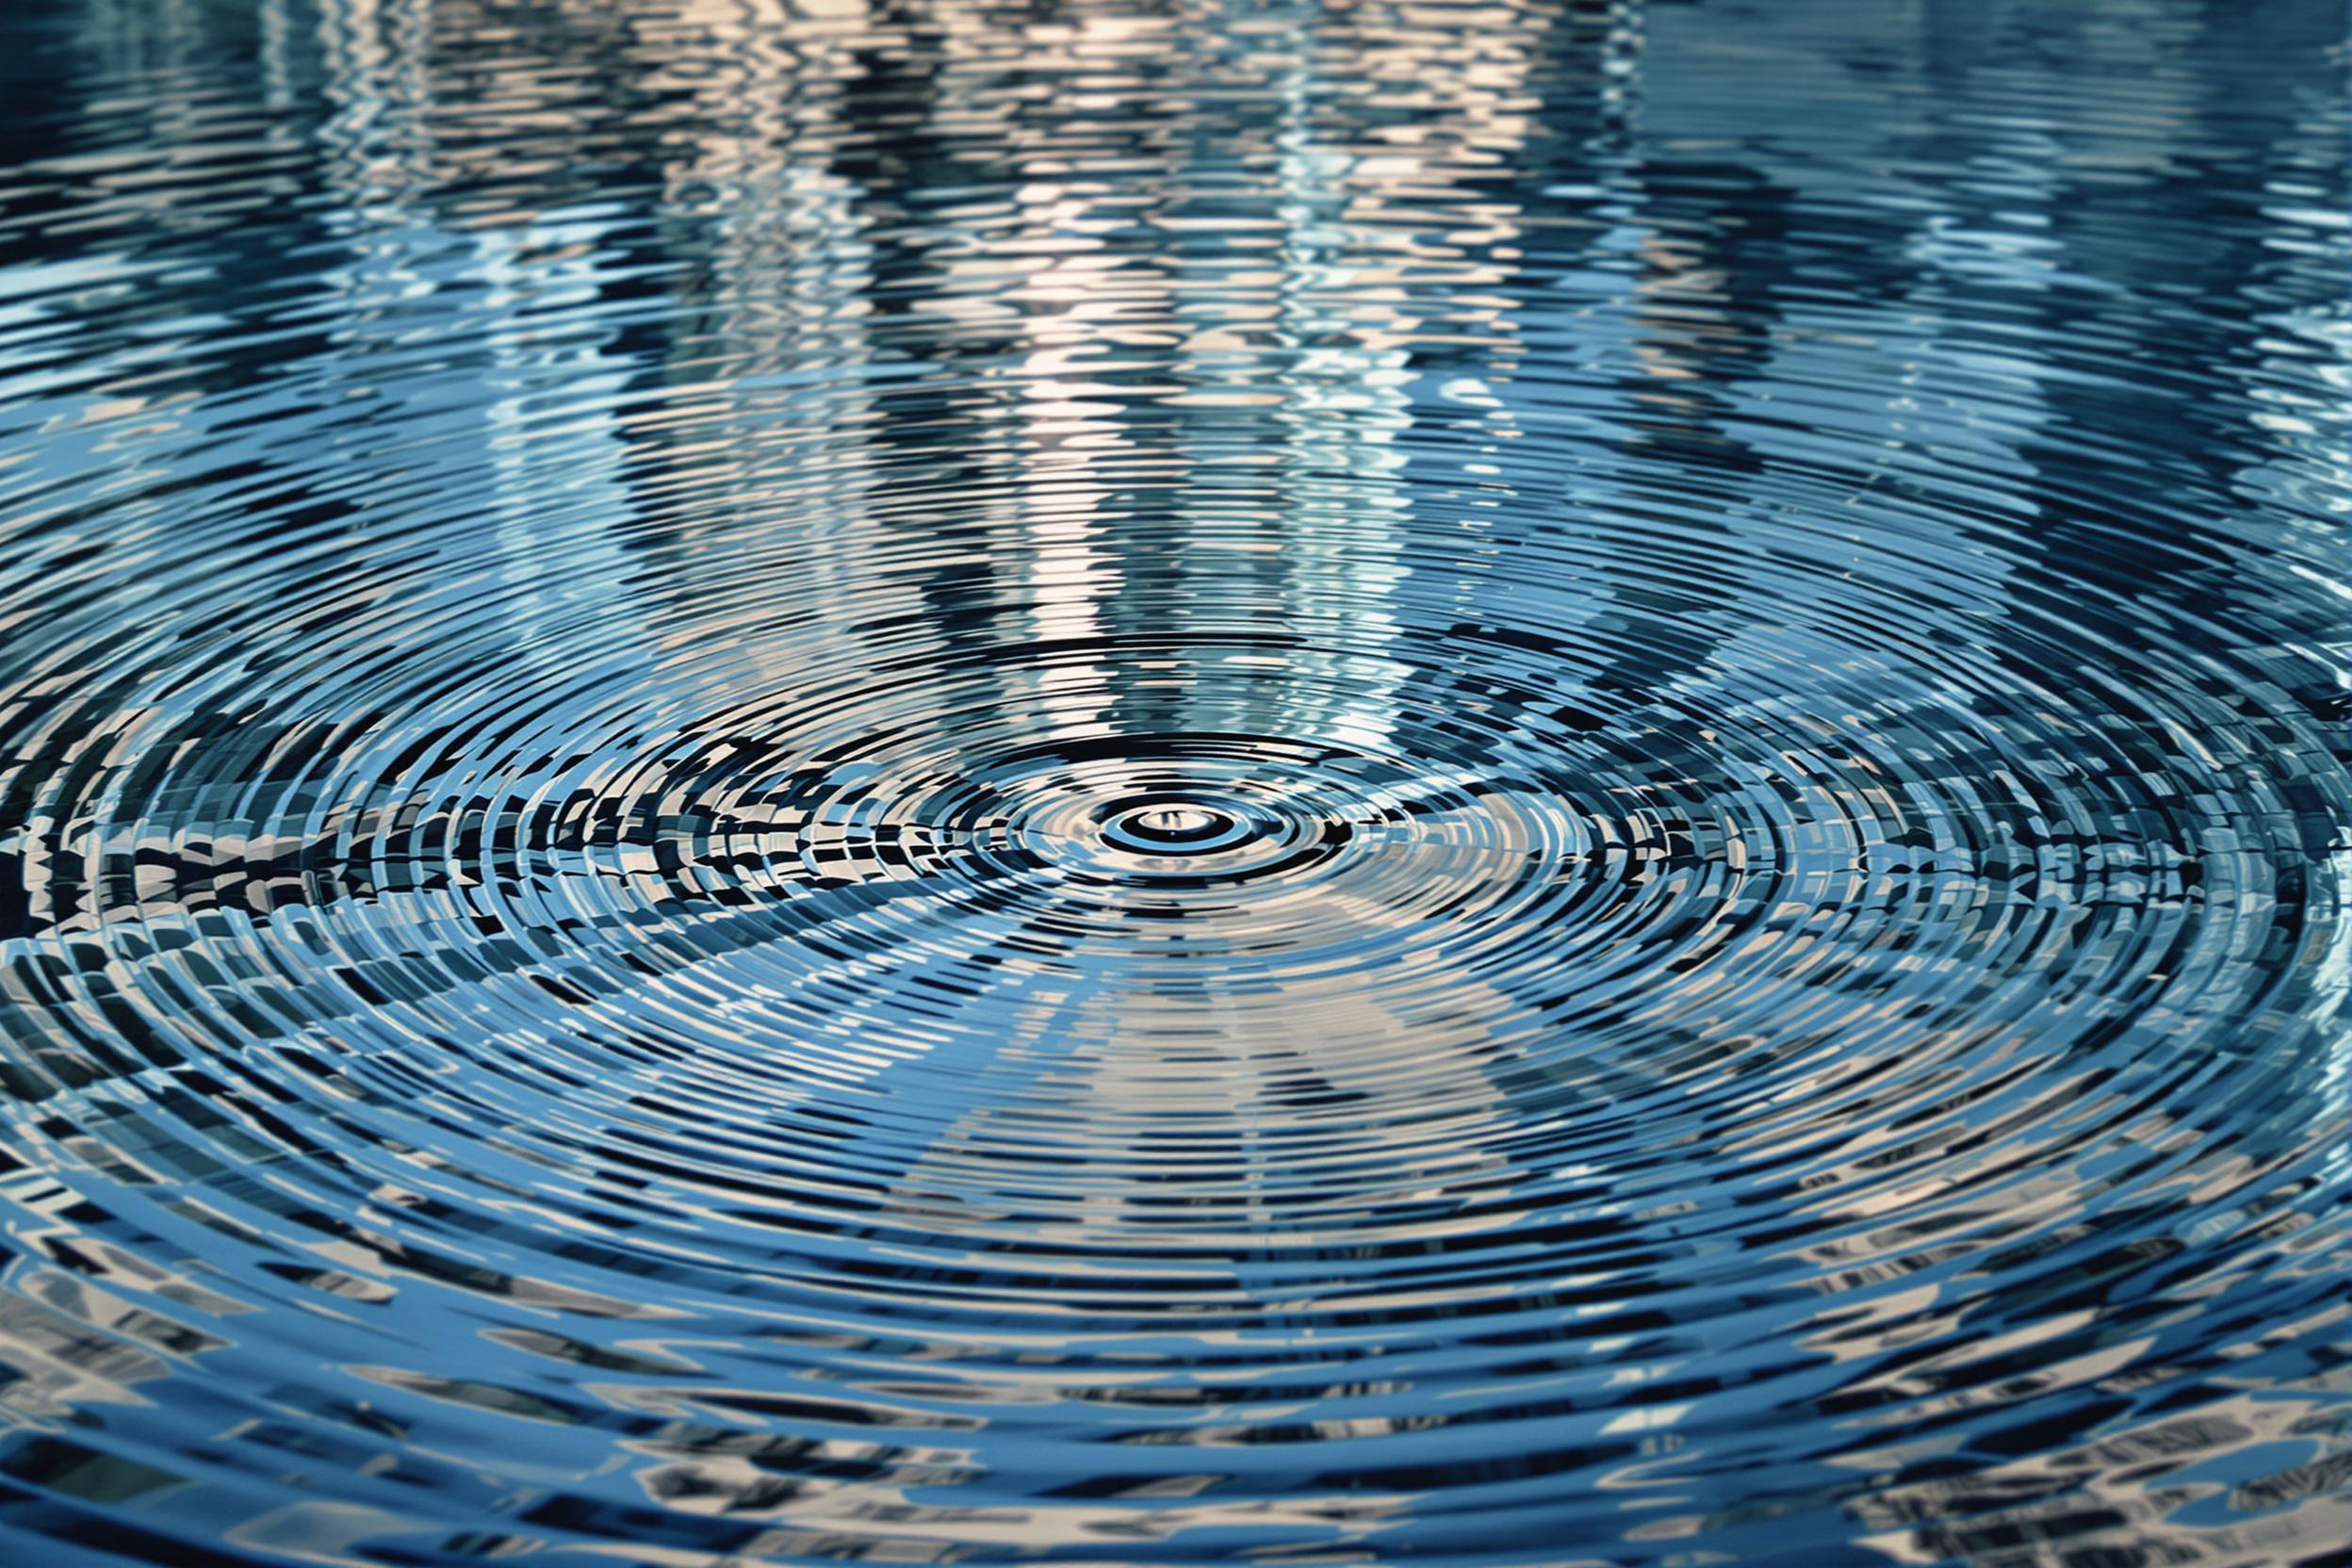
[0,0,2347,1563]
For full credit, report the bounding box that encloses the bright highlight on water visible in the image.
[0,0,2346,1564]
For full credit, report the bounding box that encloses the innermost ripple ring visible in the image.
[1102,797,1252,854]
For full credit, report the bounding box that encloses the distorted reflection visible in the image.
[0,0,2346,1564]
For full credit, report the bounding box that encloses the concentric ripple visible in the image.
[1,0,2348,1564]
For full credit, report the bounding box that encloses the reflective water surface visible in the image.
[1,1,2348,1563]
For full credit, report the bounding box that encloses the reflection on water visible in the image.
[0,0,2348,1562]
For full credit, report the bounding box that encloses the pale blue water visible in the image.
[0,2,2348,1564]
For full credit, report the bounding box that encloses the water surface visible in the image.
[0,1,2348,1563]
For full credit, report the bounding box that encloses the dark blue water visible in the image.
[1,2,2348,1563]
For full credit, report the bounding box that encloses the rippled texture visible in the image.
[2,1,2349,1563]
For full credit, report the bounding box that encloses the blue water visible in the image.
[0,1,2347,1563]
